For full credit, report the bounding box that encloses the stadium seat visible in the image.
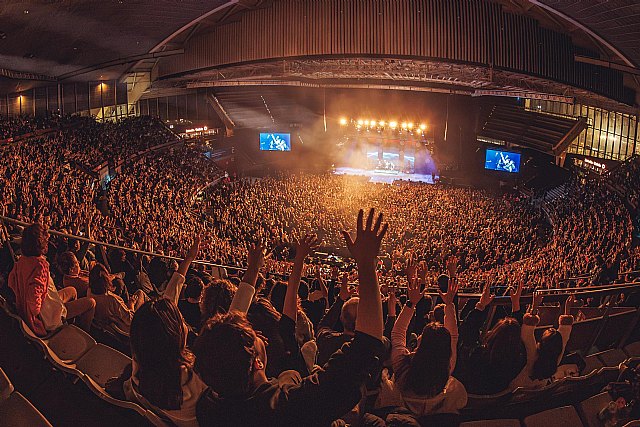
[623,357,640,369]
[81,374,169,427]
[75,344,131,388]
[577,392,612,427]
[565,317,602,355]
[0,391,54,427]
[595,309,637,351]
[460,420,521,427]
[523,405,583,427]
[550,370,598,398]
[466,389,513,409]
[0,368,14,401]
[589,367,621,389]
[43,324,97,364]
[510,379,565,405]
[595,349,628,367]
[623,341,640,357]
[582,355,604,375]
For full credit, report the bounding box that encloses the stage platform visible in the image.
[333,167,436,184]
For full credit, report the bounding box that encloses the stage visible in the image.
[333,167,436,184]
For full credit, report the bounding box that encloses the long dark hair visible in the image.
[483,317,526,381]
[200,279,236,323]
[21,223,49,257]
[130,298,193,410]
[531,328,563,380]
[89,263,111,295]
[403,322,451,397]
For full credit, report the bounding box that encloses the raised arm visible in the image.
[510,279,524,314]
[557,295,576,364]
[458,283,493,347]
[439,277,460,375]
[164,237,200,305]
[341,208,388,340]
[229,243,266,313]
[284,234,319,321]
[391,277,422,364]
[522,292,544,367]
[316,273,352,336]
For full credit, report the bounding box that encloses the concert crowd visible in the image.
[1,115,639,426]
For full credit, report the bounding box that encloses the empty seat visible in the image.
[524,405,583,427]
[565,317,602,355]
[582,355,604,375]
[595,349,628,367]
[0,391,53,427]
[75,344,131,387]
[42,324,96,364]
[595,310,637,350]
[578,392,612,427]
[623,341,640,357]
[460,420,521,427]
[590,367,621,389]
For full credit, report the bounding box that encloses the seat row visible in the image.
[461,394,640,427]
[0,367,52,427]
[0,295,170,427]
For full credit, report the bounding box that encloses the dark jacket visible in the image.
[196,330,385,427]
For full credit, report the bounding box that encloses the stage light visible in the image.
[401,122,408,129]
[407,122,414,129]
[357,119,364,126]
[339,118,348,126]
[370,120,376,127]
[420,124,426,131]
[389,121,397,129]
[364,120,370,126]
[379,120,386,127]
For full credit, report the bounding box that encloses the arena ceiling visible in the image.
[1,0,639,109]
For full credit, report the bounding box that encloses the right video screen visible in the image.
[485,148,521,173]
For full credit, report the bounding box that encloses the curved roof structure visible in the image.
[0,0,638,109]
[536,0,640,68]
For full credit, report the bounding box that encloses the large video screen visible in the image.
[259,133,291,151]
[485,148,521,173]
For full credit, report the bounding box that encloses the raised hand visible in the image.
[388,285,398,317]
[246,243,267,272]
[338,272,353,301]
[417,261,428,284]
[510,279,524,312]
[446,255,458,278]
[243,243,267,288]
[186,237,201,262]
[295,234,320,261]
[405,254,418,283]
[564,294,576,316]
[531,291,544,312]
[407,276,422,306]
[476,283,495,311]
[439,277,459,306]
[342,208,388,266]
